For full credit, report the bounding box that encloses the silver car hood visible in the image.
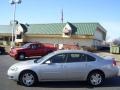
[12,60,35,67]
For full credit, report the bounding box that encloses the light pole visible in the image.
[9,0,22,48]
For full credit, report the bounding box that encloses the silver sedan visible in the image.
[7,50,119,87]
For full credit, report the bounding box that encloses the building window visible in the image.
[63,28,71,35]
[0,38,3,40]
[62,28,72,37]
[16,32,22,39]
[64,32,70,36]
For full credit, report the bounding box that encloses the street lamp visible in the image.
[9,0,22,48]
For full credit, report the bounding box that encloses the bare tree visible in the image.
[112,37,120,46]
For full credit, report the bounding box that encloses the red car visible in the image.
[9,43,56,60]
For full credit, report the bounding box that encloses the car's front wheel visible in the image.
[87,71,104,86]
[19,71,38,87]
[18,53,25,60]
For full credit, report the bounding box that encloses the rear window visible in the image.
[86,55,96,62]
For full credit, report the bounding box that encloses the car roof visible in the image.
[25,42,39,45]
[53,50,100,59]
[54,50,93,55]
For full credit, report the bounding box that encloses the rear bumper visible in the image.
[105,67,119,78]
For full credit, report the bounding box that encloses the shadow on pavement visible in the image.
[17,77,120,88]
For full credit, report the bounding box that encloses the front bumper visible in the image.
[9,52,18,59]
[7,69,19,81]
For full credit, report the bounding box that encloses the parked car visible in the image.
[98,46,110,51]
[9,42,56,60]
[7,50,119,87]
[0,46,5,55]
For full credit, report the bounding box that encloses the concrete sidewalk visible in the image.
[95,52,120,62]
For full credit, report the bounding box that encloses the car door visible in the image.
[63,53,88,80]
[26,44,37,56]
[38,53,67,80]
[27,44,42,56]
[35,44,45,56]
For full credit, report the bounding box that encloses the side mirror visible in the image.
[45,60,51,64]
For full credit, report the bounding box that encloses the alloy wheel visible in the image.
[88,72,104,86]
[21,72,35,86]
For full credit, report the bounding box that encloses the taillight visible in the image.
[112,59,116,66]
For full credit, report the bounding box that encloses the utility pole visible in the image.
[61,9,64,23]
[9,0,22,48]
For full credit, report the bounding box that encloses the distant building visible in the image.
[0,22,106,48]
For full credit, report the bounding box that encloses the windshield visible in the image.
[21,43,31,48]
[34,51,56,63]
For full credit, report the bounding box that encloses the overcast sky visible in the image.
[0,0,120,41]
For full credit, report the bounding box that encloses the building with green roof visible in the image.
[0,22,106,48]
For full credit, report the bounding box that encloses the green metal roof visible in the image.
[69,23,98,35]
[26,22,106,36]
[27,23,66,35]
[0,23,106,36]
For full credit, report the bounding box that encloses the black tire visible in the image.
[0,50,2,55]
[19,71,38,87]
[0,47,5,55]
[18,53,25,60]
[87,71,104,86]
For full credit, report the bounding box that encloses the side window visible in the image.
[49,54,66,63]
[38,44,41,48]
[67,53,86,63]
[31,44,37,49]
[86,55,96,62]
[80,54,86,62]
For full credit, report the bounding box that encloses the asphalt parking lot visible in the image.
[0,54,120,90]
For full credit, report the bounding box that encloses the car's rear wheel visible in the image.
[87,71,104,86]
[18,53,25,60]
[19,71,38,87]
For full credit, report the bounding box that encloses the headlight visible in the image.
[10,66,18,71]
